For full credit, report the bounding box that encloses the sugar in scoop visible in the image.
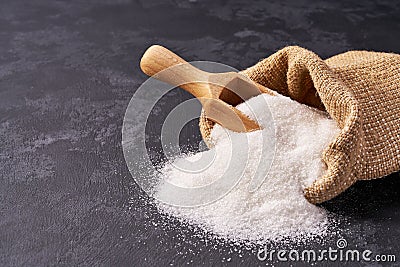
[154,93,340,243]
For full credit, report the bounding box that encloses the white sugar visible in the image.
[154,93,340,243]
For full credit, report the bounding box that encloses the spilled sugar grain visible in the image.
[153,93,340,243]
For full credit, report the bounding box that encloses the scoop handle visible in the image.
[140,45,209,98]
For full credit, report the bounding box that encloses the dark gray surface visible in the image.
[0,0,399,266]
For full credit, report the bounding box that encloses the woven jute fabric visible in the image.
[199,46,400,204]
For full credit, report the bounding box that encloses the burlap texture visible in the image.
[199,46,400,204]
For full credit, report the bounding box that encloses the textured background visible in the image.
[0,0,399,266]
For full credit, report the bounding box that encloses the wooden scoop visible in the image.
[140,45,274,132]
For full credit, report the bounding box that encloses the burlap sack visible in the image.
[199,46,400,204]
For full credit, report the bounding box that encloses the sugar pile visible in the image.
[153,93,340,243]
